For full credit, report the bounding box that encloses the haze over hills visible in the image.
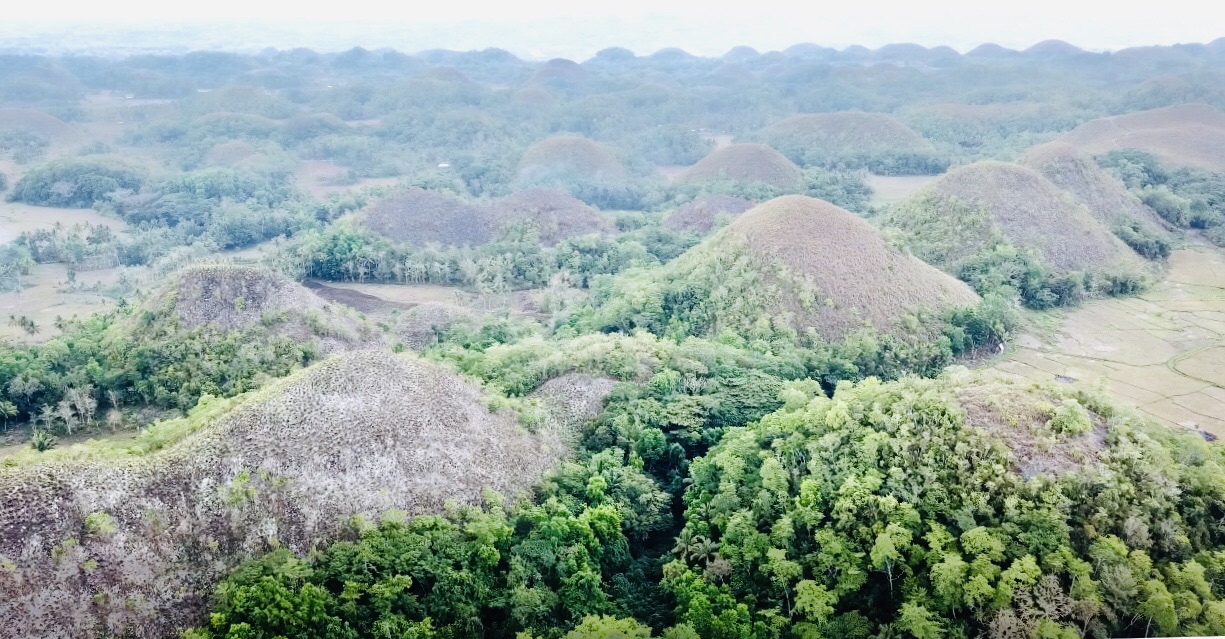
[0,16,1221,60]
[3,19,1225,639]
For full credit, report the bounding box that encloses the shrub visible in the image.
[8,158,145,207]
[1099,270,1147,297]
[29,429,57,451]
[1207,223,1225,248]
[1140,185,1192,226]
[1114,218,1171,260]
[1046,398,1093,435]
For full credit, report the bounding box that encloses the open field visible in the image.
[866,173,940,207]
[994,245,1225,434]
[0,201,128,238]
[0,263,122,343]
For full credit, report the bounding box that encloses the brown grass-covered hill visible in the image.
[662,194,755,233]
[516,135,626,182]
[887,161,1147,274]
[677,143,804,190]
[656,195,979,338]
[1022,142,1168,232]
[357,188,610,248]
[966,43,1019,58]
[510,87,559,108]
[1056,104,1225,173]
[0,108,78,140]
[134,264,378,352]
[395,302,475,350]
[0,350,575,638]
[491,188,613,244]
[355,188,499,247]
[203,140,261,167]
[1024,39,1085,56]
[760,112,934,157]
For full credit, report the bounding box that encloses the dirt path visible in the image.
[993,245,1225,435]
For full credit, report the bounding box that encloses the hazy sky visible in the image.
[4,0,1224,58]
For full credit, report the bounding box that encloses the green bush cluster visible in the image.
[1100,150,1225,246]
[7,158,144,208]
[1114,217,1171,260]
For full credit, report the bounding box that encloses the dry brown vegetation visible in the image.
[0,108,78,140]
[677,143,803,190]
[1057,103,1225,173]
[761,112,933,155]
[902,161,1147,273]
[491,188,612,244]
[357,187,612,248]
[355,188,498,247]
[662,194,755,233]
[394,301,475,349]
[516,135,626,181]
[0,350,569,637]
[1022,141,1169,232]
[953,369,1108,478]
[669,195,979,338]
[529,373,618,432]
[140,264,379,353]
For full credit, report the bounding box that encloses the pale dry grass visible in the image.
[0,350,566,637]
[1022,142,1168,232]
[1057,104,1225,173]
[677,143,804,190]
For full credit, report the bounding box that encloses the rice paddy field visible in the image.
[995,245,1225,434]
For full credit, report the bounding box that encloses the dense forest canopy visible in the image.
[2,33,1225,639]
